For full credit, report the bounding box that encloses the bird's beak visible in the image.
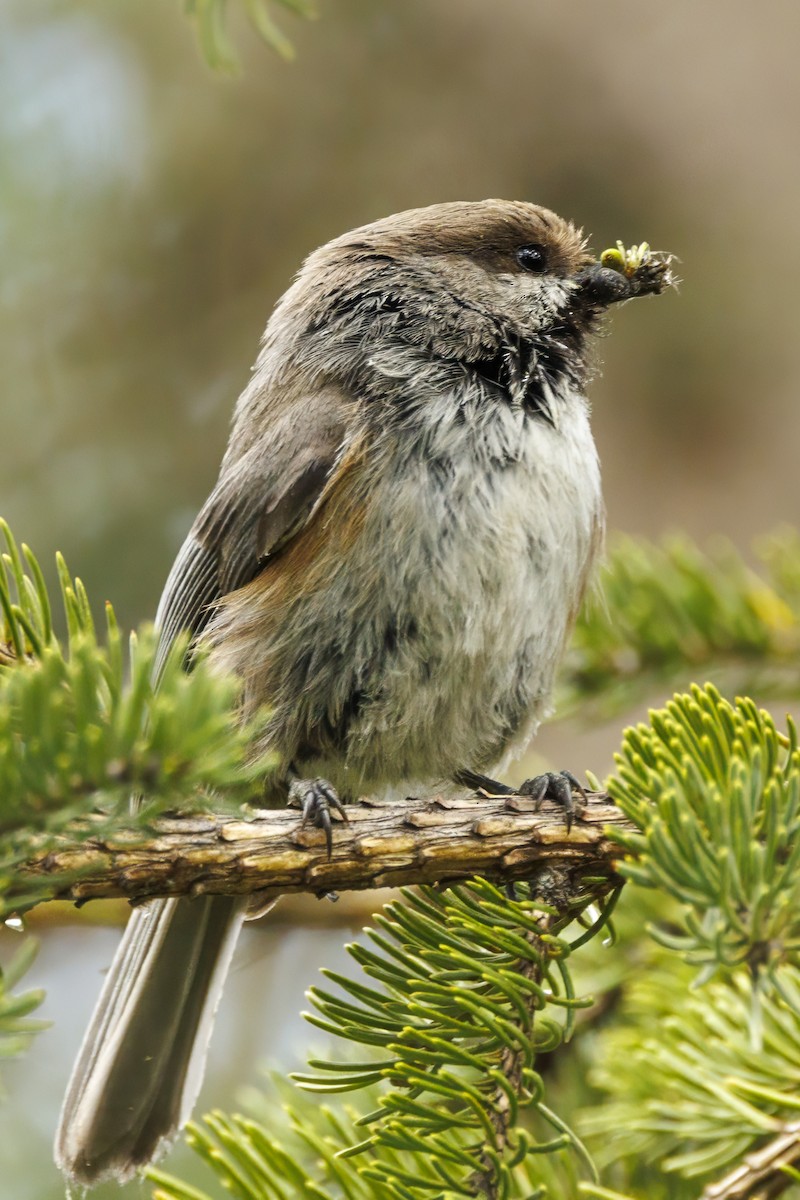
[573,249,675,308]
[573,262,636,307]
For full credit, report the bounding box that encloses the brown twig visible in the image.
[18,789,628,908]
[470,912,557,1198]
[702,1123,800,1200]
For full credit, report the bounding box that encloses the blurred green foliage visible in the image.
[585,962,800,1180]
[0,941,49,1072]
[563,532,800,719]
[184,0,317,70]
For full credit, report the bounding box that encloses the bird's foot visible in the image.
[517,770,586,833]
[455,767,586,833]
[288,777,347,857]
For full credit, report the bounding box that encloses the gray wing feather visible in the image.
[152,537,219,680]
[152,401,349,680]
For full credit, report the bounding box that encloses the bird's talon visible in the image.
[456,766,586,832]
[288,777,344,859]
[560,769,587,802]
[518,770,587,832]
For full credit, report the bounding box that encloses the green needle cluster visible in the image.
[610,683,800,982]
[0,520,270,918]
[151,881,617,1200]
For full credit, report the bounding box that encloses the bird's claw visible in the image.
[288,777,347,858]
[518,770,587,833]
[455,767,586,833]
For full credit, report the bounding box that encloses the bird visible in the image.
[55,199,668,1184]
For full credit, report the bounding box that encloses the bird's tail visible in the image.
[54,893,246,1185]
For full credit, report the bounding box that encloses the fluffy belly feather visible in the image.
[210,394,602,799]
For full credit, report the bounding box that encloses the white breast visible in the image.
[316,386,603,794]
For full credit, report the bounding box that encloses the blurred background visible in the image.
[1,1,799,1196]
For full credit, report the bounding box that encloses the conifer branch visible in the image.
[17,790,626,908]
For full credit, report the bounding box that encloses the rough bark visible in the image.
[20,790,629,907]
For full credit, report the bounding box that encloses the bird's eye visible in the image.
[516,244,548,273]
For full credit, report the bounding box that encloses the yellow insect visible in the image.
[600,240,654,278]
